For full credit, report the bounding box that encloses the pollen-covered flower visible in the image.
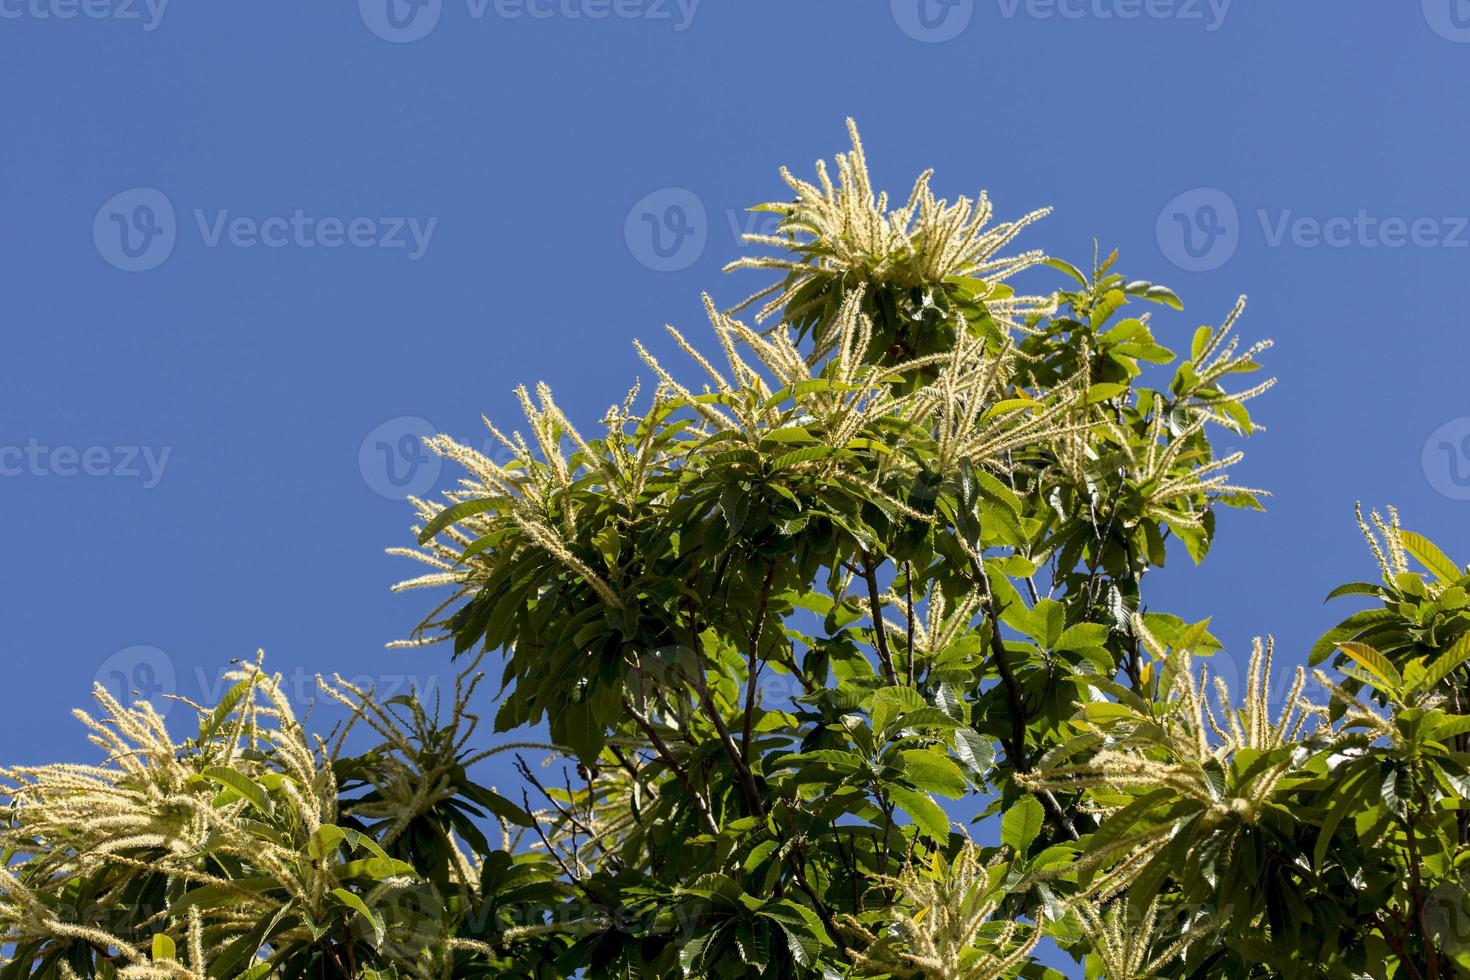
[725,118,1057,354]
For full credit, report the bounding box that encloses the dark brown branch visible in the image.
[689,668,766,817]
[861,551,898,685]
[904,560,916,688]
[624,698,720,836]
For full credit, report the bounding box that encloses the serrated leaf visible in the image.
[199,679,252,744]
[1336,642,1402,692]
[338,857,418,881]
[418,496,498,543]
[1001,796,1044,852]
[1425,633,1470,692]
[898,749,968,798]
[1402,531,1463,584]
[953,728,995,777]
[887,785,950,841]
[202,767,273,815]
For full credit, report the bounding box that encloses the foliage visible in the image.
[0,658,571,978]
[4,121,1467,979]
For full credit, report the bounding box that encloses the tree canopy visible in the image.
[4,121,1469,979]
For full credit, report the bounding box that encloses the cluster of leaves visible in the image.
[5,122,1467,980]
[0,658,573,978]
[389,122,1453,978]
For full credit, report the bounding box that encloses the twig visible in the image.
[861,551,898,684]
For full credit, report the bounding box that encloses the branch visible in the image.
[861,551,898,685]
[904,560,916,688]
[690,667,766,817]
[679,599,767,817]
[740,563,779,764]
[1404,807,1439,980]
[623,698,720,836]
[975,557,1080,841]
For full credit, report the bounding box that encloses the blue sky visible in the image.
[3,1,1468,972]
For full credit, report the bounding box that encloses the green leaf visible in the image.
[1190,325,1213,361]
[1001,796,1044,852]
[1081,702,1138,725]
[338,857,418,881]
[202,767,273,815]
[898,749,968,798]
[1402,531,1463,584]
[1431,714,1470,742]
[1425,633,1470,692]
[1323,582,1385,601]
[1336,642,1402,692]
[1044,257,1088,285]
[1313,767,1368,870]
[309,824,348,861]
[887,785,950,842]
[1127,281,1184,310]
[953,728,995,777]
[199,679,252,743]
[328,888,386,946]
[871,686,927,737]
[461,784,536,828]
[1031,599,1066,650]
[417,496,499,543]
[152,934,176,962]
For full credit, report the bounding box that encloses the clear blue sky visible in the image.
[3,2,1468,972]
